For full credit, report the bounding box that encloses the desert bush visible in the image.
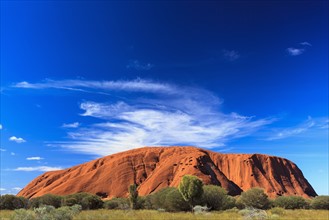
[142,195,154,210]
[29,194,62,209]
[50,206,79,220]
[81,194,103,210]
[104,199,119,209]
[235,196,245,209]
[62,193,103,210]
[239,188,270,209]
[178,175,203,209]
[238,207,268,220]
[149,187,190,212]
[224,195,236,209]
[136,196,146,209]
[274,196,309,209]
[61,197,77,207]
[34,205,56,219]
[200,185,229,210]
[69,204,82,215]
[29,198,41,209]
[0,195,28,210]
[10,209,35,220]
[104,198,130,210]
[311,196,329,210]
[11,205,82,220]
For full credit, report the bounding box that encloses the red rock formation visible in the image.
[17,146,317,198]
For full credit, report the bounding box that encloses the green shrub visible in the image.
[235,196,245,209]
[274,196,309,209]
[29,194,62,208]
[69,204,82,215]
[81,194,103,210]
[178,175,203,209]
[62,193,103,210]
[238,207,268,219]
[224,196,236,209]
[142,195,154,210]
[10,209,35,220]
[104,198,130,210]
[164,187,190,211]
[239,188,270,209]
[311,196,329,210]
[34,205,56,219]
[11,205,82,220]
[0,195,28,210]
[201,185,229,210]
[104,199,119,209]
[149,187,190,212]
[61,197,77,207]
[51,206,76,220]
[136,196,145,209]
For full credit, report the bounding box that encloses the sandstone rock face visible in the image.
[17,146,317,198]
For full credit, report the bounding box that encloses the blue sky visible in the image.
[1,1,328,195]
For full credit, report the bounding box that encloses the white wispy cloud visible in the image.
[9,136,26,143]
[26,157,44,160]
[223,50,240,61]
[0,188,5,191]
[62,122,80,128]
[14,78,174,94]
[126,60,154,70]
[287,47,305,56]
[300,42,312,46]
[0,124,2,130]
[14,166,63,172]
[317,119,329,129]
[12,187,22,191]
[0,148,6,152]
[14,78,274,156]
[10,152,15,156]
[287,42,312,56]
[266,117,316,140]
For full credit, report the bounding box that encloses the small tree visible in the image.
[178,175,204,210]
[149,187,189,212]
[128,184,138,209]
[104,197,130,210]
[81,194,103,210]
[0,195,28,210]
[274,196,309,209]
[61,197,78,207]
[239,188,270,209]
[62,192,103,210]
[311,196,329,210]
[224,195,236,210]
[201,185,229,210]
[37,194,62,208]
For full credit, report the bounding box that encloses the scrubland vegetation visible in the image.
[1,175,328,219]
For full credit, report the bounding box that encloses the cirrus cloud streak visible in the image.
[14,78,274,156]
[13,166,62,172]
